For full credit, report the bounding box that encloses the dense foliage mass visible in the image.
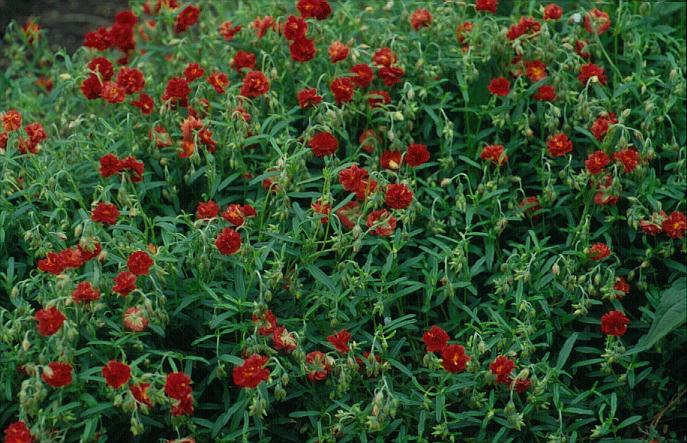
[1,0,686,442]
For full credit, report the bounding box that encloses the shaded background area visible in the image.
[0,0,128,52]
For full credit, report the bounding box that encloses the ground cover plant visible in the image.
[1,0,686,442]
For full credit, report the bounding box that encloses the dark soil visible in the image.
[0,0,128,53]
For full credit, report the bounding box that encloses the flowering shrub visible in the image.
[1,0,686,442]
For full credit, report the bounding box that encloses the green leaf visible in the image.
[556,332,578,370]
[629,278,686,354]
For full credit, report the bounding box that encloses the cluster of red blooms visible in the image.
[83,10,138,61]
[37,242,101,275]
[99,153,144,182]
[195,200,256,256]
[256,310,299,353]
[81,56,146,106]
[423,326,532,392]
[639,210,687,239]
[0,109,47,154]
[422,326,471,374]
[161,372,194,416]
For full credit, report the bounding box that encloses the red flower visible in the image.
[283,15,307,40]
[335,201,361,230]
[128,251,153,275]
[196,200,219,219]
[290,37,316,62]
[233,354,270,388]
[3,421,33,443]
[475,0,498,13]
[253,310,278,336]
[327,329,352,353]
[170,395,194,416]
[165,372,192,400]
[83,26,111,50]
[113,271,137,296]
[368,90,391,108]
[367,209,397,237]
[102,360,131,389]
[131,93,154,115]
[524,60,547,82]
[130,383,152,406]
[591,113,618,140]
[297,87,322,108]
[297,0,332,20]
[88,57,113,80]
[579,63,607,86]
[381,150,403,169]
[309,131,339,157]
[116,67,145,95]
[613,148,640,173]
[588,242,611,261]
[455,21,473,45]
[489,355,515,384]
[359,129,380,153]
[410,8,432,30]
[337,165,376,201]
[183,63,205,82]
[507,16,540,40]
[480,144,508,167]
[385,183,413,209]
[585,150,610,175]
[487,77,510,96]
[520,196,541,215]
[663,211,687,239]
[1,111,19,135]
[405,143,430,167]
[162,76,191,105]
[101,81,126,104]
[35,306,66,336]
[219,20,241,41]
[543,3,563,20]
[614,277,630,298]
[423,325,449,353]
[24,76,42,94]
[99,153,123,177]
[42,362,73,387]
[534,84,556,101]
[575,39,591,59]
[91,202,119,225]
[378,66,404,87]
[305,351,333,381]
[312,199,332,224]
[330,77,354,104]
[350,64,374,88]
[222,203,256,226]
[231,51,256,73]
[215,227,241,255]
[600,310,629,336]
[207,71,229,94]
[514,378,532,393]
[72,281,100,303]
[328,41,349,63]
[253,16,275,39]
[584,8,611,35]
[0,132,7,151]
[546,133,573,157]
[272,326,297,352]
[240,71,270,98]
[372,47,397,67]
[123,306,148,332]
[441,344,470,373]
[175,5,200,33]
